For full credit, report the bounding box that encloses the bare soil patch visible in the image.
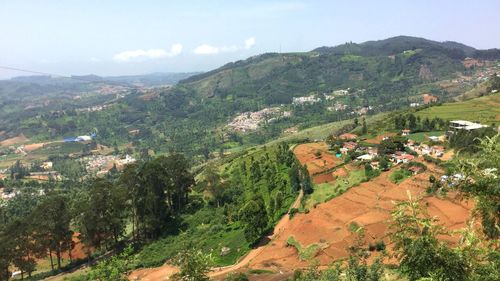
[294,142,342,175]
[313,172,334,184]
[246,162,473,272]
[364,133,396,145]
[0,134,29,146]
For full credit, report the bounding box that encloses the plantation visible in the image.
[415,92,500,125]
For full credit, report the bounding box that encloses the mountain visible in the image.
[178,36,476,105]
[1,36,499,162]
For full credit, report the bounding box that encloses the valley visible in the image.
[0,35,499,281]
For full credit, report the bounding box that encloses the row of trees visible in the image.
[394,113,447,131]
[0,153,195,280]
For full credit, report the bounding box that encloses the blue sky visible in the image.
[1,0,500,78]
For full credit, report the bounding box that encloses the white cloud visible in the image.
[193,37,256,55]
[193,44,220,55]
[169,43,183,56]
[244,37,256,49]
[113,44,183,62]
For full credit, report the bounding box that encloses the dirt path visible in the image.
[210,190,303,278]
[128,191,304,281]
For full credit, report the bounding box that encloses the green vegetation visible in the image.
[389,169,413,184]
[304,169,365,209]
[415,92,500,125]
[286,236,328,261]
[1,37,500,281]
[132,143,308,267]
[406,131,444,142]
[2,36,493,166]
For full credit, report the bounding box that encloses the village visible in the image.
[227,107,292,132]
[0,133,137,202]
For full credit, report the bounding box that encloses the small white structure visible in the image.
[449,120,487,131]
[76,135,92,142]
[428,136,440,142]
[357,154,374,161]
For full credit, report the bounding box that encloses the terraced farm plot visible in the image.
[293,142,343,175]
[246,162,473,274]
[415,93,500,124]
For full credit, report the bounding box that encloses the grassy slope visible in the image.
[415,92,500,125]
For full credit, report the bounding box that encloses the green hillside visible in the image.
[1,36,499,165]
[415,92,500,125]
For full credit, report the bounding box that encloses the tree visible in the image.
[31,194,73,270]
[131,154,194,239]
[172,249,213,281]
[300,165,313,194]
[408,114,417,130]
[0,227,13,281]
[87,246,132,281]
[453,133,500,239]
[361,117,367,135]
[379,158,389,171]
[379,136,407,155]
[389,192,468,281]
[239,197,268,245]
[9,219,38,278]
[76,179,128,250]
[200,164,227,208]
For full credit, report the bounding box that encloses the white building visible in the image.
[449,120,487,131]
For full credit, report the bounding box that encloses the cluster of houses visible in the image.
[449,61,500,86]
[228,107,291,132]
[407,139,445,157]
[327,102,348,112]
[81,154,136,176]
[75,103,113,113]
[292,95,320,105]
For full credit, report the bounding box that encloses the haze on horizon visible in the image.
[1,0,500,79]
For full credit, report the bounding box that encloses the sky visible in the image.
[1,0,500,78]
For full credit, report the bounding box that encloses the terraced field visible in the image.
[415,92,500,125]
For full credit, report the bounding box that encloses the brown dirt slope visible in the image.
[245,162,473,275]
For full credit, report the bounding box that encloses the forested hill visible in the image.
[1,36,499,164]
[177,36,499,104]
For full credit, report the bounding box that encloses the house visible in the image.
[339,133,358,140]
[408,166,424,175]
[41,161,53,170]
[370,161,380,170]
[401,129,411,136]
[367,147,378,156]
[449,120,487,131]
[392,153,415,164]
[422,93,438,104]
[357,154,374,161]
[432,145,445,157]
[343,141,358,151]
[128,129,140,135]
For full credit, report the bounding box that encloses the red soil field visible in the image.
[364,132,396,144]
[313,172,334,184]
[128,144,471,281]
[245,162,473,275]
[294,142,342,175]
[0,134,29,146]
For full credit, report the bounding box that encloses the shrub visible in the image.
[225,272,249,281]
[289,208,299,219]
